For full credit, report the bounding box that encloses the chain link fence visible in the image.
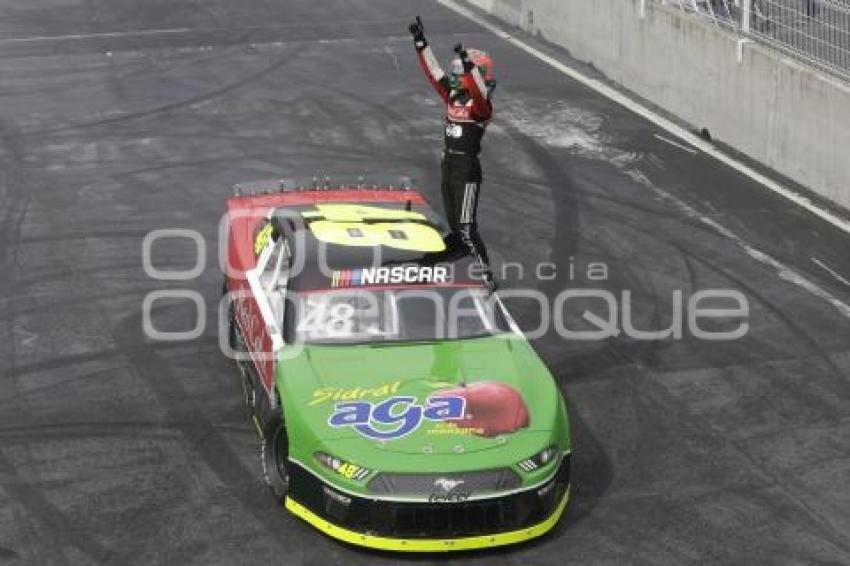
[657,0,850,80]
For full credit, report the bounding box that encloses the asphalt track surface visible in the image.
[1,1,850,564]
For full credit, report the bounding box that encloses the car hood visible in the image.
[277,335,560,458]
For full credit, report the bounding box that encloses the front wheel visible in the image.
[260,415,290,502]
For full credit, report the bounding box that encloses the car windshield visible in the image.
[291,286,511,345]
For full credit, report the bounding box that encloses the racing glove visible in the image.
[454,43,475,73]
[409,16,427,49]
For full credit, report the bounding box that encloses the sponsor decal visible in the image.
[254,221,274,257]
[433,382,529,438]
[315,452,371,481]
[326,382,530,441]
[328,396,466,440]
[426,422,485,436]
[309,381,401,407]
[428,491,470,503]
[330,265,449,288]
[335,462,368,480]
[445,123,463,138]
[429,478,471,503]
[447,104,472,121]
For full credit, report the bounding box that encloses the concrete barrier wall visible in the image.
[464,0,850,210]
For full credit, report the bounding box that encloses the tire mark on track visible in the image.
[25,42,305,137]
[87,129,434,178]
[231,84,433,184]
[0,124,105,564]
[111,310,296,565]
[681,248,850,412]
[631,343,850,557]
[602,204,849,387]
[485,161,736,245]
[0,446,111,562]
[4,290,146,319]
[5,342,218,379]
[597,350,850,561]
[494,119,616,530]
[17,228,151,244]
[576,208,850,553]
[0,420,254,443]
[2,30,265,102]
[14,262,146,286]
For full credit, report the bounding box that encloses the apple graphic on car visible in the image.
[437,381,529,437]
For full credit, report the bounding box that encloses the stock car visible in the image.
[223,177,571,552]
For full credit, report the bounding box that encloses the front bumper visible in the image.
[284,455,571,552]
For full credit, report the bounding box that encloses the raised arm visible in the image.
[455,44,492,120]
[409,16,451,103]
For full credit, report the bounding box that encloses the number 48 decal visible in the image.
[302,204,445,252]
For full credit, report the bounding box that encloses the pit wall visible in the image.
[464,0,850,210]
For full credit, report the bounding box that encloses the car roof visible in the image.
[266,191,485,292]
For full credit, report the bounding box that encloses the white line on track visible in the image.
[436,0,850,236]
[654,133,697,154]
[0,28,192,44]
[627,169,850,320]
[812,258,850,288]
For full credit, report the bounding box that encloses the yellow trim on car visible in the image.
[284,486,570,552]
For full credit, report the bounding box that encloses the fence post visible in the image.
[741,0,752,33]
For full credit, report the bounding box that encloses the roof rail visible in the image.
[233,174,416,197]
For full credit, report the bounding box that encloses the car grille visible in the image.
[367,468,521,497]
[362,495,535,537]
[287,455,570,539]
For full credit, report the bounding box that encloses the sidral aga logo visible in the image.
[328,396,466,440]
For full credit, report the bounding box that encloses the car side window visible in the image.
[260,242,279,287]
[261,240,285,287]
[261,237,290,327]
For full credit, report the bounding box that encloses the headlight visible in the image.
[314,451,371,481]
[517,445,559,473]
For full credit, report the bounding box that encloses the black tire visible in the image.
[260,415,290,502]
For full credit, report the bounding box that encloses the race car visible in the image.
[223,176,571,552]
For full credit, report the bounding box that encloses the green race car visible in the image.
[223,178,571,551]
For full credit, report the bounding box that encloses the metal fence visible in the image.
[657,0,850,80]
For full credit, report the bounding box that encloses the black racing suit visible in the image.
[414,40,492,269]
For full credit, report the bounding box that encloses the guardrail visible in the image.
[658,0,850,80]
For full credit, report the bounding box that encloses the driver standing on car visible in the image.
[408,16,496,285]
